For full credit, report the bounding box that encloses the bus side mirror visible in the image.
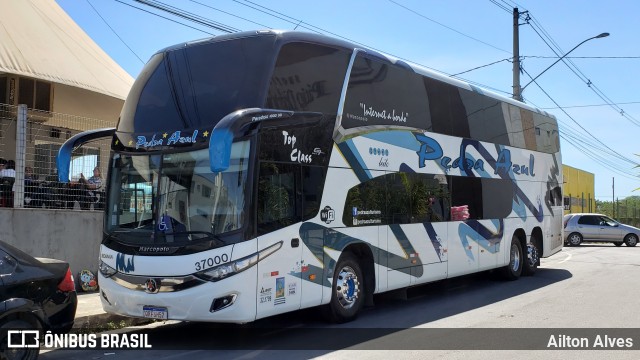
[209,128,233,172]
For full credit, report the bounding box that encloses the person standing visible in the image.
[0,159,16,178]
[81,167,103,209]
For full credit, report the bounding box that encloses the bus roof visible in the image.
[154,30,555,120]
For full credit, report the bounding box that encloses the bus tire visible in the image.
[325,253,364,323]
[522,235,540,276]
[502,236,523,280]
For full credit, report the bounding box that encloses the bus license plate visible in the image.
[143,306,168,319]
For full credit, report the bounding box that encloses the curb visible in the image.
[73,313,154,331]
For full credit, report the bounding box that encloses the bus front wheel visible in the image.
[325,253,364,323]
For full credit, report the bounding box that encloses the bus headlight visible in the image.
[99,260,117,278]
[196,241,282,282]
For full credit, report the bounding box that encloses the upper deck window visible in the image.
[119,35,275,133]
[265,42,351,114]
[342,54,432,131]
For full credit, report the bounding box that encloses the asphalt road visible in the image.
[41,244,640,359]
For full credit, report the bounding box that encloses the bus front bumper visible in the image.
[97,269,257,323]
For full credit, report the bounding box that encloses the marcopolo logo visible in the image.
[320,206,335,224]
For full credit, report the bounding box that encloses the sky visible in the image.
[56,0,640,201]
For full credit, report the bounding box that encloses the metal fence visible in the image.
[0,103,112,210]
[609,200,640,228]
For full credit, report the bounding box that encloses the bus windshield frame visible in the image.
[105,139,252,246]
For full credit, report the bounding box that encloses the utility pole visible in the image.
[612,177,615,218]
[512,8,522,101]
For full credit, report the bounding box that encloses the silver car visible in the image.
[564,213,640,247]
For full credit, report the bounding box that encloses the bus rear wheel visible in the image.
[522,235,540,276]
[325,253,364,323]
[502,236,523,280]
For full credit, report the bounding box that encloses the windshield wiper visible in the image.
[160,231,224,243]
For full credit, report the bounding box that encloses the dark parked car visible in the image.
[564,213,640,247]
[0,241,77,359]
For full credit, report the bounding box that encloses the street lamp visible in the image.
[519,32,609,97]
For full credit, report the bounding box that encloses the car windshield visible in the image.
[106,141,251,245]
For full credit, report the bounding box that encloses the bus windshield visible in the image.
[118,35,274,134]
[106,140,251,244]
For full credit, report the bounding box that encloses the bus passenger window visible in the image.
[301,166,327,221]
[257,162,300,235]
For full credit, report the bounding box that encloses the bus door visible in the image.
[255,162,302,319]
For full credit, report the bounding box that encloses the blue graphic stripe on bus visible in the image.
[423,223,445,262]
[363,131,419,152]
[462,219,504,253]
[337,141,371,182]
[544,154,561,216]
[389,225,424,277]
[414,133,544,222]
[457,220,504,260]
[471,141,544,222]
[457,225,475,260]
[298,223,424,287]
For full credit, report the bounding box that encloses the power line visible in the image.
[387,0,510,54]
[521,67,639,176]
[451,57,511,76]
[523,15,640,127]
[230,0,513,95]
[541,101,640,109]
[187,0,270,29]
[112,0,215,36]
[133,0,240,33]
[524,55,640,59]
[494,0,640,129]
[489,0,511,13]
[86,0,145,64]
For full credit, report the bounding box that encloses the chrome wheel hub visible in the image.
[511,243,521,272]
[527,244,539,267]
[335,266,360,309]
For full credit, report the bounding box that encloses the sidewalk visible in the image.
[73,292,152,330]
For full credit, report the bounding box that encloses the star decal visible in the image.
[203,130,209,137]
[163,133,168,138]
[128,140,133,146]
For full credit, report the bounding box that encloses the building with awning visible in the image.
[0,0,136,279]
[0,0,133,178]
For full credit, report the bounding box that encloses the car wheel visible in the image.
[0,319,40,360]
[624,234,638,247]
[522,235,540,276]
[567,232,583,246]
[325,253,364,323]
[613,242,623,247]
[502,236,523,280]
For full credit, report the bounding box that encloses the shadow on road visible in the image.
[42,267,569,356]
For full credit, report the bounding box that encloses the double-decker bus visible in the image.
[58,30,563,323]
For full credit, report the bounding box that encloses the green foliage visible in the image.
[636,153,640,192]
